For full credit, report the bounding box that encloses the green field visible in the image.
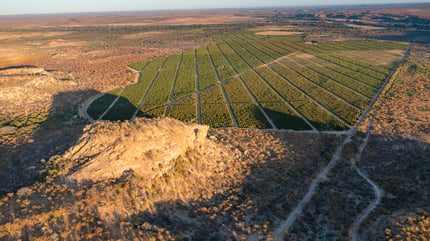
[87,32,407,130]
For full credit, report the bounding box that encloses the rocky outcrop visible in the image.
[60,117,210,183]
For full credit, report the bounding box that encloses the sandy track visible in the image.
[273,44,410,240]
[349,46,411,240]
[349,121,383,241]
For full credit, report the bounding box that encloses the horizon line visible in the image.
[1,2,429,17]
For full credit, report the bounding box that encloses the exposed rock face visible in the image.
[63,117,210,183]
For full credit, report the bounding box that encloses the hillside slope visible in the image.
[0,116,342,240]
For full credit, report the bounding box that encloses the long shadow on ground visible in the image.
[0,89,98,196]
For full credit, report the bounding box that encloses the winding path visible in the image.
[349,118,383,241]
[349,45,411,240]
[273,44,410,240]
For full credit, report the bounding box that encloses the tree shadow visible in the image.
[0,89,99,196]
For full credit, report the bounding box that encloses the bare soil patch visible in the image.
[45,40,86,48]
[0,32,71,40]
[0,67,77,116]
[147,15,263,25]
[292,52,318,59]
[249,26,295,31]
[345,24,386,30]
[288,52,333,67]
[0,54,46,69]
[336,50,404,65]
[255,31,304,36]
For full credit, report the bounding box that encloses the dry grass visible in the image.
[359,45,430,143]
[287,52,334,67]
[0,67,76,116]
[113,15,263,26]
[0,11,263,28]
[122,31,164,39]
[0,54,45,69]
[45,40,86,48]
[355,45,430,240]
[0,66,76,115]
[0,32,71,40]
[0,117,342,240]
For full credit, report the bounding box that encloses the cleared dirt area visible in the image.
[249,26,296,31]
[255,31,304,35]
[114,15,264,26]
[336,50,405,66]
[345,24,386,30]
[44,40,87,48]
[290,52,332,66]
[0,54,46,69]
[0,11,264,28]
[0,31,71,40]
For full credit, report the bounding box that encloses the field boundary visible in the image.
[227,38,318,130]
[195,49,202,124]
[269,63,351,128]
[165,53,184,117]
[206,46,239,127]
[131,57,168,120]
[302,57,374,99]
[97,88,126,120]
[215,42,276,129]
[82,37,406,131]
[289,56,371,100]
[280,59,363,112]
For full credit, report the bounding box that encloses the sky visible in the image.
[1,0,430,16]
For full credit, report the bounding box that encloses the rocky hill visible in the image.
[0,116,344,240]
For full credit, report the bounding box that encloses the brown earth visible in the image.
[0,67,77,116]
[0,11,264,28]
[0,8,429,241]
[0,54,46,69]
[255,31,304,36]
[0,116,343,240]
